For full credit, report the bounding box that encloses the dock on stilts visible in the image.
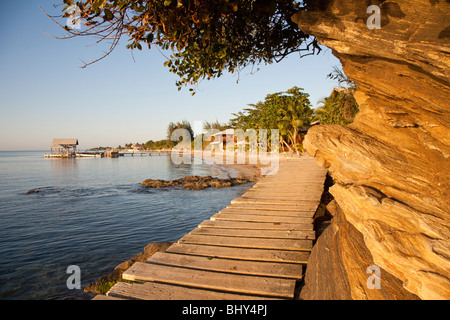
[94,156,327,300]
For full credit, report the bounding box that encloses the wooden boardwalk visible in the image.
[96,156,327,300]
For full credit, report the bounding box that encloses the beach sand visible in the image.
[203,152,303,178]
[190,151,281,178]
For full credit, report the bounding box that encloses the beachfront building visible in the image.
[209,129,237,151]
[132,144,144,150]
[46,138,79,158]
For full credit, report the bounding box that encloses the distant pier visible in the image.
[45,149,174,159]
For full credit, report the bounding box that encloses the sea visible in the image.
[0,150,254,300]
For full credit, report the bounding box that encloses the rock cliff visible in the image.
[292,0,450,299]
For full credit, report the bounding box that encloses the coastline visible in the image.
[189,151,273,179]
[85,152,304,297]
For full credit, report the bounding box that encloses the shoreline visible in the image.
[84,158,267,296]
[189,151,278,179]
[85,153,304,297]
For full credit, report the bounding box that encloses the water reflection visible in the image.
[50,158,79,186]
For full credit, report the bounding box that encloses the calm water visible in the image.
[0,151,253,300]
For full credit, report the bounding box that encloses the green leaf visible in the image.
[103,8,113,21]
[218,48,227,59]
[164,0,172,6]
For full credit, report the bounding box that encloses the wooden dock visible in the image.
[95,156,327,300]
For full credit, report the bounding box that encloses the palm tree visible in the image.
[277,87,313,155]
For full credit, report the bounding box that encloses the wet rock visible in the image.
[140,175,256,190]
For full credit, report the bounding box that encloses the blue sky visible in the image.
[0,1,341,151]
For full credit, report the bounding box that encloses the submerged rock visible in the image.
[140,175,256,190]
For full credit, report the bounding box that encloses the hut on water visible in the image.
[46,138,79,158]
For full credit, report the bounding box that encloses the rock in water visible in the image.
[140,175,256,190]
[292,0,450,299]
[84,242,173,295]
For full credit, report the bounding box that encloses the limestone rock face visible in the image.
[301,201,420,300]
[293,0,450,299]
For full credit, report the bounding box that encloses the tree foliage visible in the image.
[315,66,359,125]
[229,86,313,154]
[144,139,174,149]
[315,90,359,125]
[166,119,194,140]
[203,120,230,132]
[50,0,320,92]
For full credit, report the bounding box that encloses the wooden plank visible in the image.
[211,213,313,224]
[166,243,311,264]
[219,208,316,218]
[178,234,313,251]
[243,190,323,196]
[254,183,325,188]
[231,198,320,206]
[122,262,296,298]
[190,226,315,240]
[259,172,324,175]
[242,192,324,200]
[251,185,324,191]
[264,178,323,181]
[147,252,303,279]
[199,220,314,230]
[108,281,281,300]
[261,177,324,180]
[92,294,125,300]
[233,195,320,202]
[259,174,326,178]
[226,203,319,212]
[239,196,322,202]
[254,179,324,182]
[256,179,325,183]
[254,179,324,183]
